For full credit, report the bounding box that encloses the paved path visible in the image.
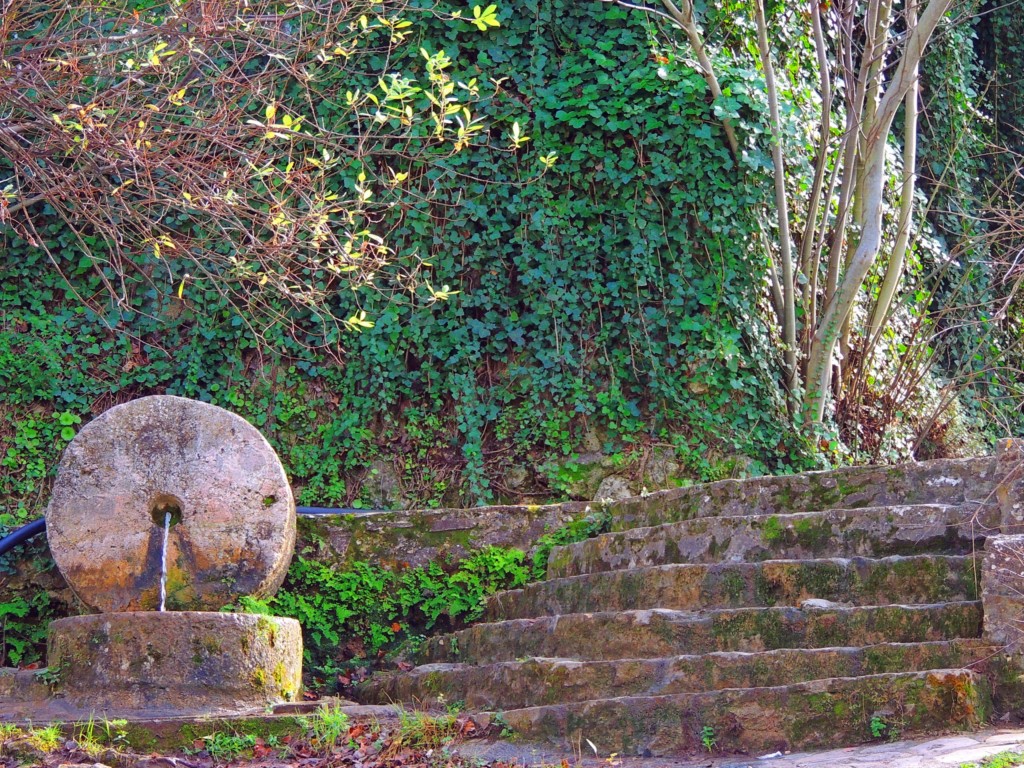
[456,727,1024,768]
[712,729,1024,767]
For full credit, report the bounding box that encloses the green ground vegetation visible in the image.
[3,0,1020,537]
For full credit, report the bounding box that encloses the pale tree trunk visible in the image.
[868,0,920,340]
[660,0,741,159]
[854,0,895,225]
[802,0,953,424]
[799,0,834,335]
[753,0,798,397]
[838,0,893,388]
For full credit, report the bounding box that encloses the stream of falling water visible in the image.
[159,511,171,612]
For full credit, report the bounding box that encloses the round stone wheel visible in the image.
[45,395,296,612]
[48,612,302,714]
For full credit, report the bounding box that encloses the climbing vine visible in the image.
[0,0,811,521]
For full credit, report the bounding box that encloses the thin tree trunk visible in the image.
[854,0,894,224]
[868,0,920,340]
[660,0,741,159]
[753,0,798,397]
[824,0,867,310]
[798,0,835,332]
[838,0,894,385]
[803,0,953,424]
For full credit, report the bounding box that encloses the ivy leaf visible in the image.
[470,4,500,31]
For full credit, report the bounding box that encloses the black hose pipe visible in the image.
[0,506,378,559]
[296,506,380,516]
[0,517,46,559]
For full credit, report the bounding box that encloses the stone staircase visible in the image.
[362,452,1024,757]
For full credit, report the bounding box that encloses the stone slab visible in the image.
[548,503,998,579]
[46,612,302,714]
[363,640,995,710]
[606,456,1001,532]
[46,395,295,612]
[419,603,983,664]
[982,534,1024,648]
[497,669,990,757]
[486,554,979,620]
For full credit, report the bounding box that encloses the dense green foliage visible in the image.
[5,0,1021,528]
[231,509,609,681]
[2,0,1023,670]
[1,3,1021,525]
[260,547,529,674]
[0,0,815,529]
[0,537,64,667]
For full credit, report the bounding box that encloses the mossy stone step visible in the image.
[365,639,994,710]
[548,504,998,579]
[606,456,999,532]
[420,602,981,664]
[496,668,990,757]
[485,554,979,620]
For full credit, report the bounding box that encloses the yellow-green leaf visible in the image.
[471,4,500,31]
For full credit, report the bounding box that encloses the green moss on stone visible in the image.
[792,518,833,552]
[252,668,267,688]
[761,517,784,544]
[721,571,746,603]
[754,574,779,606]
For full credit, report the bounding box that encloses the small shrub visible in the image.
[700,725,716,752]
[197,731,257,763]
[26,724,62,752]
[393,708,459,750]
[309,702,349,752]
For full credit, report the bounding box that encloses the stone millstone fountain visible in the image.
[41,395,303,717]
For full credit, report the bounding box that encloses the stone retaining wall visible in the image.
[295,500,589,568]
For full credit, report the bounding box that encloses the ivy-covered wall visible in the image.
[1,0,1021,527]
[0,0,805,527]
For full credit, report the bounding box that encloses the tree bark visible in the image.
[661,0,741,159]
[802,0,953,424]
[753,0,798,397]
[867,0,920,340]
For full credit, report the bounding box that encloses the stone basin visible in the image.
[45,612,302,717]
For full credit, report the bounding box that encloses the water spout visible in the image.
[159,510,171,612]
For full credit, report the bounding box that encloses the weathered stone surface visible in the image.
[605,456,1001,532]
[364,640,994,710]
[0,667,50,704]
[419,603,982,664]
[361,446,1024,757]
[46,395,295,612]
[982,534,1024,649]
[548,503,999,578]
[486,555,980,619]
[296,502,586,569]
[497,669,990,757]
[47,612,302,716]
[285,455,1014,574]
[594,475,632,502]
[996,438,1024,528]
[363,458,409,509]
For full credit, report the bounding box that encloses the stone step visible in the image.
[364,640,994,710]
[547,504,998,579]
[496,668,990,757]
[419,602,982,664]
[605,456,1000,532]
[485,554,979,620]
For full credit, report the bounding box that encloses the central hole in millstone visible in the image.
[150,493,183,528]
